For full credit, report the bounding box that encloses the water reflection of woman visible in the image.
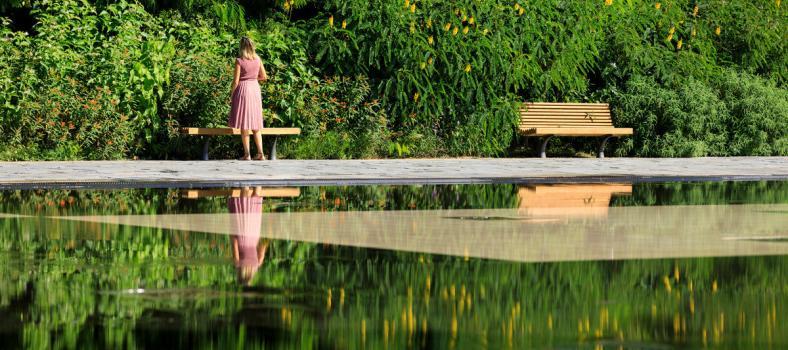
[229,187,269,285]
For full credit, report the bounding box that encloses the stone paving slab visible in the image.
[0,157,786,189]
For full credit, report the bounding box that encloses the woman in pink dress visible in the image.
[229,37,268,160]
[229,187,269,285]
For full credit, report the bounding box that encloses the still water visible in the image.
[0,182,786,349]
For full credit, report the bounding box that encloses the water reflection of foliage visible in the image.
[0,182,786,348]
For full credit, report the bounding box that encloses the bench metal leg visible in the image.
[269,136,278,160]
[202,137,210,161]
[598,136,613,158]
[539,136,554,158]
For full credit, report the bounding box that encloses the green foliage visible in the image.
[1,0,786,159]
[613,70,788,157]
[613,75,729,157]
[715,69,788,156]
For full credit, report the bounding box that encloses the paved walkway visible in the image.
[0,157,786,189]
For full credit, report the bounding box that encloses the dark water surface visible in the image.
[0,182,786,349]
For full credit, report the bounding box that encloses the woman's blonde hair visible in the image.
[238,37,257,60]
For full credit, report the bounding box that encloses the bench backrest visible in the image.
[520,102,613,129]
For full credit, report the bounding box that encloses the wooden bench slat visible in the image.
[181,187,301,199]
[520,124,613,129]
[521,121,613,125]
[521,127,633,136]
[520,113,611,117]
[520,115,611,121]
[180,127,301,136]
[520,117,611,123]
[520,115,611,122]
[520,118,613,122]
[521,108,611,112]
[525,102,609,106]
[523,106,609,110]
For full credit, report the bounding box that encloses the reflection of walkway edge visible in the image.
[45,204,788,263]
[3,175,788,190]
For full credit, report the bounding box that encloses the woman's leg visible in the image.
[252,130,264,160]
[240,129,251,160]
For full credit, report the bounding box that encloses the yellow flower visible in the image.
[404,0,410,8]
[676,39,682,49]
[341,20,347,29]
[691,28,696,37]
[427,57,433,65]
[462,26,469,35]
[693,5,699,16]
[482,28,489,35]
[464,64,471,73]
[410,4,416,13]
[666,33,673,41]
[420,62,426,69]
[427,35,434,45]
[663,276,672,293]
[518,7,524,15]
[413,92,420,102]
[655,2,661,9]
[468,17,475,25]
[328,16,334,27]
[715,26,721,35]
[514,3,520,10]
[605,0,613,5]
[669,26,675,34]
[777,0,782,8]
[426,18,432,28]
[444,23,452,31]
[452,26,459,35]
[410,23,416,33]
[462,14,467,22]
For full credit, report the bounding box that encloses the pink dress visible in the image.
[228,196,263,268]
[228,57,264,130]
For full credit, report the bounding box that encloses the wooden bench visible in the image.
[180,127,301,160]
[519,102,633,158]
[180,187,300,199]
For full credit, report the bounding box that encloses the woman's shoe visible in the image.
[253,153,265,161]
[238,155,252,161]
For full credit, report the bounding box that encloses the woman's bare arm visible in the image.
[231,61,241,94]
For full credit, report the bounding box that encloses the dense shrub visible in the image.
[613,70,787,157]
[714,70,788,156]
[613,76,729,157]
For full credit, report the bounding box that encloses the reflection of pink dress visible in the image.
[228,196,263,268]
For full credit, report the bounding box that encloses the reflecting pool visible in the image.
[0,182,786,349]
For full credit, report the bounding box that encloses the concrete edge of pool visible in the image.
[0,157,786,189]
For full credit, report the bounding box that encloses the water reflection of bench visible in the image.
[180,188,300,199]
[518,184,632,217]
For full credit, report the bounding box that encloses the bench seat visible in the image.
[519,102,632,158]
[179,127,301,160]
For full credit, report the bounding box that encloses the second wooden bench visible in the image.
[519,102,633,158]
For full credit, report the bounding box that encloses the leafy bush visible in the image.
[715,70,788,156]
[282,75,389,159]
[613,76,729,157]
[613,70,787,157]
